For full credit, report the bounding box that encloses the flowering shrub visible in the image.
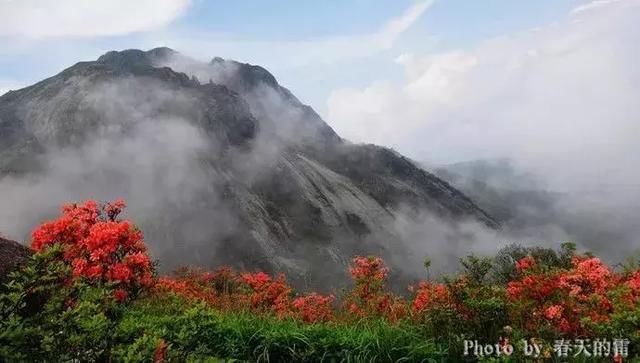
[154,267,292,316]
[507,255,617,336]
[239,271,292,315]
[156,271,216,305]
[30,199,154,301]
[344,256,409,321]
[412,282,452,314]
[292,293,335,323]
[516,255,536,273]
[157,267,338,323]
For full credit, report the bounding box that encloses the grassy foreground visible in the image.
[117,294,447,362]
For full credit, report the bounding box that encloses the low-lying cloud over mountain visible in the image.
[0,48,501,288]
[328,0,640,263]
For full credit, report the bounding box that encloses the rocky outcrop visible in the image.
[0,237,30,281]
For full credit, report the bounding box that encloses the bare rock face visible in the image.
[0,48,499,289]
[0,237,30,281]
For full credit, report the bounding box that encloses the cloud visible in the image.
[327,0,640,191]
[326,0,640,263]
[0,0,191,39]
[375,0,435,48]
[570,0,623,14]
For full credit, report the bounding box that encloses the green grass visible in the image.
[115,294,449,362]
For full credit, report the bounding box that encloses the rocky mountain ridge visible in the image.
[0,48,499,288]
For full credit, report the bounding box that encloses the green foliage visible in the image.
[0,244,70,361]
[0,245,128,361]
[621,249,640,273]
[424,256,432,279]
[112,334,165,362]
[490,242,577,285]
[460,255,493,284]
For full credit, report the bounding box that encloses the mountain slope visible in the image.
[0,237,30,281]
[0,48,498,288]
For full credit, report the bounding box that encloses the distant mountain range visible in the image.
[0,48,498,289]
[434,158,560,226]
[435,158,639,263]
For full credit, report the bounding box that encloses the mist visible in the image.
[0,76,249,271]
[327,0,640,267]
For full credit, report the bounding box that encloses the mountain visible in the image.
[0,48,498,289]
[434,159,560,226]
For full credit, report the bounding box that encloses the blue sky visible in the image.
[178,0,579,43]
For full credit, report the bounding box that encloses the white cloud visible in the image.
[376,0,434,48]
[0,0,191,39]
[571,0,623,14]
[327,0,640,191]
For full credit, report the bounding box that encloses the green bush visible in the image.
[0,245,129,361]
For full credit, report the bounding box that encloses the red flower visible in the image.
[85,264,103,279]
[153,338,168,363]
[412,282,452,313]
[349,256,389,282]
[506,252,619,336]
[343,256,408,321]
[516,255,536,273]
[113,289,129,302]
[240,272,291,315]
[109,263,133,282]
[105,199,126,221]
[544,304,563,320]
[292,293,334,323]
[125,252,151,268]
[71,258,88,277]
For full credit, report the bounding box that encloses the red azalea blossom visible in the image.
[544,304,563,320]
[30,199,155,302]
[240,272,291,315]
[506,253,620,336]
[349,256,389,283]
[516,255,536,273]
[344,256,408,321]
[292,293,335,323]
[113,289,129,302]
[412,282,452,314]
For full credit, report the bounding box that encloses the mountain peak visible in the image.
[96,47,179,71]
[208,56,280,93]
